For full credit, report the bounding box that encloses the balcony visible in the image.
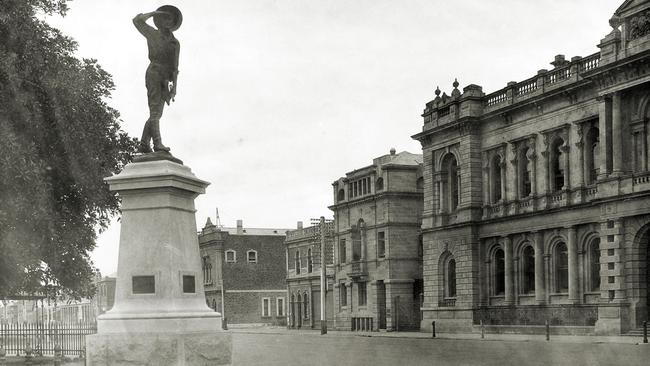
[346,260,368,279]
[438,298,456,307]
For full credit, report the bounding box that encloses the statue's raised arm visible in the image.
[134,5,182,154]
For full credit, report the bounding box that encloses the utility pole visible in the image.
[319,216,327,335]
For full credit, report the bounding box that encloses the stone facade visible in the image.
[285,221,335,329]
[198,219,289,326]
[329,149,424,331]
[412,0,650,335]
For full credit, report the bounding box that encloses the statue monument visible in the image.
[134,5,181,154]
[86,6,232,365]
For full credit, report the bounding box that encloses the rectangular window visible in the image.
[276,297,284,317]
[262,297,271,317]
[340,283,347,307]
[339,239,347,264]
[377,231,385,258]
[358,282,367,306]
[225,250,236,263]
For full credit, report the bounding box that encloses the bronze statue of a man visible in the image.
[133,6,182,153]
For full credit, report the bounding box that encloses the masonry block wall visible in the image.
[413,0,650,335]
[329,150,423,331]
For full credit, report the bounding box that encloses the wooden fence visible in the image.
[0,322,96,356]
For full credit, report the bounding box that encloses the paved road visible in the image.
[232,331,650,366]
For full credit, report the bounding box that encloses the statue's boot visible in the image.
[151,119,170,152]
[139,120,153,153]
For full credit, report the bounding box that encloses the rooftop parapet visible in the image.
[421,53,601,131]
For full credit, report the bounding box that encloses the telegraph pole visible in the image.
[319,216,327,334]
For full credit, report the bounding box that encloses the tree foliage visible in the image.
[0,0,138,299]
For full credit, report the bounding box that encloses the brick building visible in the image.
[330,149,424,331]
[413,0,650,335]
[198,219,289,326]
[285,220,335,329]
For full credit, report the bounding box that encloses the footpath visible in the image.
[229,325,650,345]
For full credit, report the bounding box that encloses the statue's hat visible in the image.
[154,5,182,32]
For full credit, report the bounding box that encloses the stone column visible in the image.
[597,97,611,179]
[534,232,545,304]
[482,165,490,205]
[510,149,520,200]
[528,138,538,197]
[504,236,515,305]
[611,92,623,176]
[567,226,580,304]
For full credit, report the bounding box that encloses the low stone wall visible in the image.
[473,305,598,326]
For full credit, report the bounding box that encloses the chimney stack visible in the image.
[297,221,303,229]
[236,219,243,234]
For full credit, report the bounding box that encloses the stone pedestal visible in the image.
[87,157,231,366]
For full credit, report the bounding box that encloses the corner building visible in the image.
[413,0,650,335]
[330,150,424,331]
[285,221,335,329]
[198,219,289,326]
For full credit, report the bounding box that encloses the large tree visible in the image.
[0,0,138,299]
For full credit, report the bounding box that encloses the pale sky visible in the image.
[46,0,619,275]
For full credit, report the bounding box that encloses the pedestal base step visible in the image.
[86,331,232,366]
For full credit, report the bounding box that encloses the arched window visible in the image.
[247,250,258,263]
[416,177,424,191]
[554,242,569,292]
[376,177,384,191]
[307,248,313,273]
[225,250,236,263]
[337,189,345,202]
[519,147,533,198]
[445,258,457,298]
[586,127,600,184]
[587,238,601,292]
[351,221,363,261]
[551,138,565,191]
[491,155,502,203]
[494,248,505,295]
[521,245,535,294]
[442,154,460,211]
[339,239,347,264]
[295,250,301,274]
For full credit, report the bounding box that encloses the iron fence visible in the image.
[0,321,96,356]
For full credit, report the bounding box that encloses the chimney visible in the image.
[236,220,243,234]
[297,221,303,229]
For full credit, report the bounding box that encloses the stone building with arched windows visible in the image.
[413,0,650,335]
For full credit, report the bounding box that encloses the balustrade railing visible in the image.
[438,298,456,307]
[483,52,600,108]
[516,79,538,96]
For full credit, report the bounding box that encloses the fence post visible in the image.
[644,321,648,344]
[395,296,400,332]
[545,320,550,341]
[0,341,6,366]
[431,321,436,338]
[480,320,485,339]
[54,343,62,366]
[222,317,228,331]
[25,339,33,365]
